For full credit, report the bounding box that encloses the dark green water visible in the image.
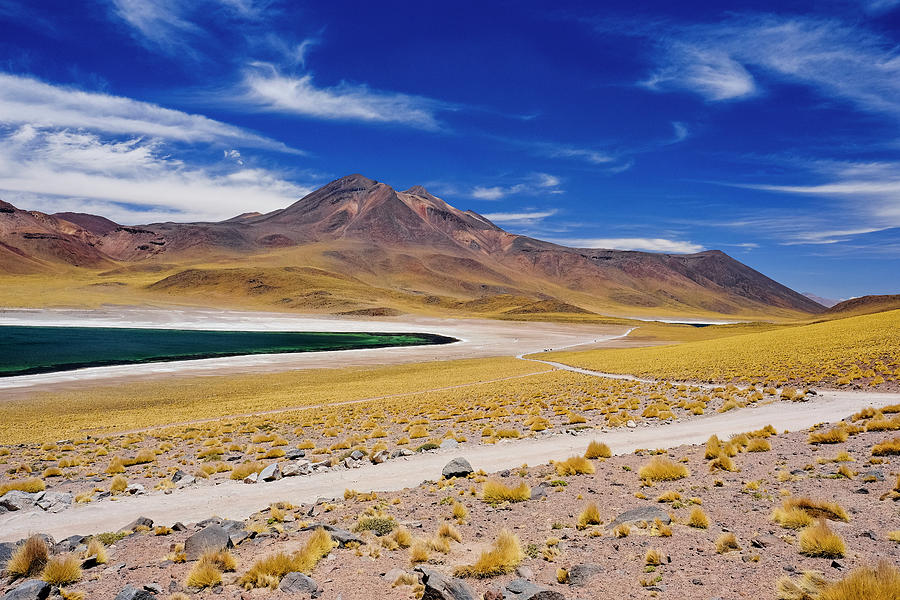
[0,326,456,376]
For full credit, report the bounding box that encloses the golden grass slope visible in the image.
[542,309,900,387]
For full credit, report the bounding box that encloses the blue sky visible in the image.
[1,0,899,299]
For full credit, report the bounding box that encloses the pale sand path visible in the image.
[1,385,894,542]
[0,307,626,392]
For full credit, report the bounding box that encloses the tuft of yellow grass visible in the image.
[392,526,413,548]
[437,522,462,543]
[585,440,612,459]
[481,479,530,504]
[238,528,334,589]
[799,520,845,558]
[576,503,602,529]
[819,562,900,600]
[704,435,721,460]
[185,562,222,589]
[42,555,81,586]
[808,427,849,445]
[638,457,689,481]
[451,501,468,523]
[109,474,128,493]
[645,549,663,566]
[612,523,630,538]
[555,455,595,476]
[715,533,741,554]
[872,437,900,456]
[6,535,49,579]
[453,529,523,578]
[747,438,771,452]
[687,507,710,529]
[0,478,46,496]
[409,540,430,564]
[709,454,738,472]
[83,539,108,565]
[778,497,848,523]
[773,507,814,530]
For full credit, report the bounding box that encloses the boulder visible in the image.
[371,450,390,464]
[0,491,38,512]
[608,506,671,529]
[439,439,459,449]
[171,470,195,487]
[36,491,72,513]
[281,462,301,477]
[279,572,318,595]
[258,463,281,482]
[54,535,86,553]
[503,578,565,600]
[285,448,306,460]
[414,566,476,600]
[120,516,154,532]
[567,563,603,587]
[300,524,361,548]
[184,525,233,560]
[441,457,474,479]
[350,450,365,461]
[1,580,50,600]
[530,485,547,501]
[113,585,155,600]
[0,541,19,566]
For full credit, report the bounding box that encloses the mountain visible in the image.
[802,292,838,308]
[0,175,825,317]
[824,295,900,318]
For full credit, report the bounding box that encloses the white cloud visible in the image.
[240,63,447,129]
[671,121,689,143]
[472,186,505,200]
[549,237,704,253]
[0,73,300,154]
[469,173,564,200]
[480,210,558,226]
[641,16,900,118]
[643,46,756,101]
[0,127,311,223]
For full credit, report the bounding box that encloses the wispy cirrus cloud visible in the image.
[0,73,301,154]
[0,126,311,223]
[470,172,563,200]
[480,209,558,226]
[637,14,900,120]
[238,62,451,130]
[547,237,704,253]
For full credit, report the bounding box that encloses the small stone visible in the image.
[350,450,365,461]
[371,450,390,464]
[626,420,637,428]
[831,560,844,570]
[278,572,318,595]
[514,566,534,579]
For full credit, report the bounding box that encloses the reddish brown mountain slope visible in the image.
[0,175,825,316]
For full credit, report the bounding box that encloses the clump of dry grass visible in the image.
[585,440,612,459]
[799,521,845,558]
[185,562,222,589]
[481,479,530,504]
[657,490,681,503]
[454,529,523,578]
[437,522,462,543]
[704,435,721,460]
[776,570,829,600]
[109,474,128,493]
[747,438,771,452]
[638,457,689,481]
[871,437,900,456]
[576,503,602,529]
[42,555,81,585]
[777,497,849,523]
[715,533,741,554]
[0,477,45,496]
[645,549,663,566]
[83,539,108,565]
[451,501,468,523]
[392,526,413,548]
[613,523,630,538]
[687,507,710,529]
[709,453,738,472]
[555,455,595,476]
[778,561,900,600]
[238,528,335,589]
[808,427,848,445]
[409,540,430,564]
[6,535,49,579]
[230,461,262,480]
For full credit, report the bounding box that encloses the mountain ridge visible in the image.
[0,174,825,317]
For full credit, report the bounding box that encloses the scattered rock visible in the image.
[184,525,233,560]
[0,491,38,512]
[862,470,884,481]
[442,457,474,479]
[279,572,319,596]
[350,450,365,461]
[371,450,390,464]
[171,470,195,487]
[608,506,671,529]
[0,541,18,566]
[529,485,547,501]
[383,568,407,582]
[243,472,258,484]
[113,585,155,600]
[503,578,565,599]
[414,566,476,600]
[125,484,146,495]
[281,462,301,477]
[35,491,72,513]
[258,463,281,482]
[120,516,154,532]
[626,420,637,428]
[171,522,188,532]
[285,448,306,460]
[567,563,603,587]
[1,580,50,600]
[439,439,459,449]
[54,535,86,553]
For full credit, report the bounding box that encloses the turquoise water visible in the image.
[0,326,455,376]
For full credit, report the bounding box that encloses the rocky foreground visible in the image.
[1,406,899,600]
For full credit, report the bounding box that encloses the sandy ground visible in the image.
[0,307,627,392]
[2,383,895,543]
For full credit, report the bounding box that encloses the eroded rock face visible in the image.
[184,524,233,560]
[414,566,476,600]
[441,457,474,479]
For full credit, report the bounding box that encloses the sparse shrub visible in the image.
[715,533,740,554]
[42,554,81,585]
[872,437,900,456]
[83,539,107,565]
[6,535,49,579]
[230,461,262,480]
[481,479,530,504]
[0,478,45,496]
[645,549,663,566]
[818,561,900,600]
[409,540,430,564]
[555,455,595,476]
[638,457,689,481]
[186,562,222,589]
[657,490,681,503]
[452,501,468,523]
[777,497,848,523]
[613,523,630,538]
[585,440,612,459]
[704,435,721,460]
[799,521,845,558]
[238,528,335,589]
[808,427,848,445]
[392,526,413,548]
[576,503,602,529]
[687,507,709,529]
[454,529,523,578]
[110,474,127,492]
[709,453,738,472]
[356,515,396,536]
[747,438,771,452]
